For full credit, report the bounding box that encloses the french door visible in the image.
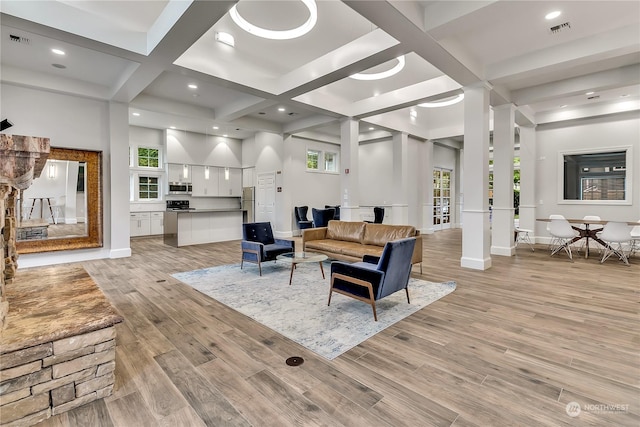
[433,168,452,231]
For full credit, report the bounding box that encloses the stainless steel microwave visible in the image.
[168,183,192,194]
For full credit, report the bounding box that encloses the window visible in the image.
[137,147,159,168]
[324,152,338,172]
[306,147,339,173]
[307,149,320,170]
[560,147,632,204]
[129,144,164,202]
[138,176,159,200]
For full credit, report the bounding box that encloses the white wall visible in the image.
[359,139,394,206]
[1,83,127,267]
[535,111,640,237]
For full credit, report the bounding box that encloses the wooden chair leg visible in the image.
[405,288,410,304]
[327,277,335,306]
[370,299,378,322]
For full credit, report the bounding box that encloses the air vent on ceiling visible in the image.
[587,95,600,100]
[287,112,298,116]
[9,34,30,45]
[549,22,571,34]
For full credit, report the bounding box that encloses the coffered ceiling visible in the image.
[1,0,638,142]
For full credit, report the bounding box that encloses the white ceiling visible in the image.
[1,0,638,142]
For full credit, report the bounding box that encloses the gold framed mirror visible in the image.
[16,147,103,254]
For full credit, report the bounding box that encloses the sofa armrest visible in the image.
[330,261,385,298]
[302,227,327,249]
[412,234,423,265]
[241,240,264,262]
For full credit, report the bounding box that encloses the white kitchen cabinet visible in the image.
[167,163,192,183]
[130,212,151,237]
[191,165,220,197]
[218,167,242,197]
[150,212,164,235]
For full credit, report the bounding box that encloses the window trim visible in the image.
[557,145,632,206]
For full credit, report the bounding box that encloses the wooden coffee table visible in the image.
[276,251,328,285]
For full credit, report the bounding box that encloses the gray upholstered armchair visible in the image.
[241,222,295,275]
[328,237,416,321]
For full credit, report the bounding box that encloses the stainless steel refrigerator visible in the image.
[242,187,255,223]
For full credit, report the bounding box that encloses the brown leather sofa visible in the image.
[302,220,423,273]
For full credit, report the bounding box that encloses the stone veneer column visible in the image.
[0,134,50,331]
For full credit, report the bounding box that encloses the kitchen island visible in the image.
[163,208,243,247]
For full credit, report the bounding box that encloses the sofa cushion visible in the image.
[305,239,357,254]
[363,223,416,246]
[341,243,383,259]
[326,220,366,243]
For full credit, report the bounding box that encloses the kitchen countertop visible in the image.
[165,208,243,213]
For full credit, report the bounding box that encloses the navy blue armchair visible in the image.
[241,222,294,275]
[312,207,335,228]
[364,206,384,224]
[324,205,340,220]
[329,237,416,321]
[294,206,313,230]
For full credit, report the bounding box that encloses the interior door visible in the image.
[433,168,452,231]
[256,172,276,224]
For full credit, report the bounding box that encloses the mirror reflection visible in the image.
[17,160,88,241]
[16,147,102,254]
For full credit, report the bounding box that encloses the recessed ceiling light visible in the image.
[585,91,595,95]
[215,31,235,47]
[223,134,228,137]
[350,56,406,81]
[132,112,140,116]
[213,126,219,130]
[410,110,417,119]
[188,84,198,89]
[51,48,65,55]
[418,93,465,108]
[278,107,286,112]
[230,0,318,40]
[169,126,176,129]
[369,127,374,131]
[545,11,561,20]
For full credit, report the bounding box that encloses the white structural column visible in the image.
[491,104,516,256]
[340,118,360,221]
[391,131,409,224]
[518,125,537,240]
[461,82,492,270]
[281,134,295,236]
[421,140,435,234]
[454,148,462,228]
[108,101,132,259]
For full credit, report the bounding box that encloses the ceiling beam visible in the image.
[344,0,482,87]
[110,1,235,103]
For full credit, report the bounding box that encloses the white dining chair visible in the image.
[597,221,633,266]
[549,218,579,261]
[515,227,534,252]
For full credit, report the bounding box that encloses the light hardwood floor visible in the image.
[34,229,638,426]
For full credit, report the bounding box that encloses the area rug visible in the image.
[172,262,456,360]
